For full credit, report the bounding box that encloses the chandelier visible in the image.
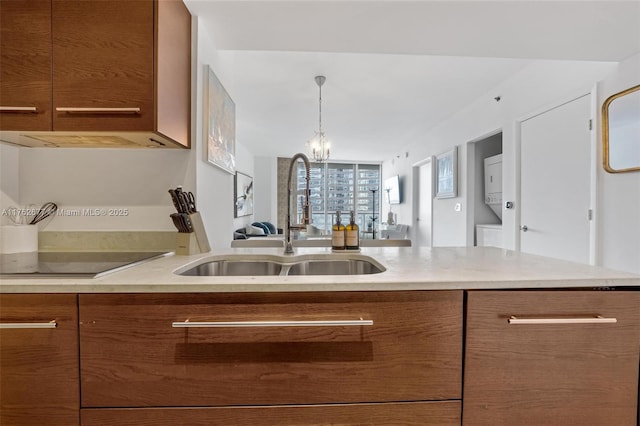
[307,75,330,162]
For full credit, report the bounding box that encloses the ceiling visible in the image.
[184,0,640,162]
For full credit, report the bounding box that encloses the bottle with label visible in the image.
[346,210,360,250]
[331,211,346,250]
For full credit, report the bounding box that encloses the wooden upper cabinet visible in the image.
[155,0,191,147]
[52,0,155,132]
[1,0,191,147]
[0,0,52,131]
[463,290,640,426]
[0,294,79,426]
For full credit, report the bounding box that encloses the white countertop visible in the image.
[0,247,638,293]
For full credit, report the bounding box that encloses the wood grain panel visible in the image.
[0,294,79,426]
[155,0,191,147]
[0,0,52,131]
[463,290,640,426]
[81,401,461,426]
[52,0,154,131]
[79,291,462,407]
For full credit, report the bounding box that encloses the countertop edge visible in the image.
[1,278,638,294]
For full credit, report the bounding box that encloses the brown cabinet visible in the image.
[463,290,640,426]
[81,401,461,426]
[0,0,52,131]
[0,294,79,426]
[0,0,190,148]
[79,291,463,409]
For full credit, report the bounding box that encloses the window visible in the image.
[297,162,381,234]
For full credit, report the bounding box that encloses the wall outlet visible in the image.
[454,203,462,212]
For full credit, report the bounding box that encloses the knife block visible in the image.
[175,233,199,255]
[174,212,210,255]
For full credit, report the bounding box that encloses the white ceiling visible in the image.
[184,0,640,161]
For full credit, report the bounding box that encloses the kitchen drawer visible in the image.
[79,291,462,407]
[0,294,79,426]
[463,290,640,426]
[81,401,461,425]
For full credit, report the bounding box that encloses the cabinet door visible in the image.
[0,294,79,426]
[463,290,640,426]
[79,291,462,407]
[52,0,154,131]
[0,0,52,131]
[81,401,461,426]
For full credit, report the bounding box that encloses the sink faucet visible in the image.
[285,153,311,254]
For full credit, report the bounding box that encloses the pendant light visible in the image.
[307,75,330,162]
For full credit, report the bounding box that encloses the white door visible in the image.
[520,95,591,264]
[416,161,433,246]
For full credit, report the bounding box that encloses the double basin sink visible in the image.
[176,253,385,277]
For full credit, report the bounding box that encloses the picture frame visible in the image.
[206,65,236,174]
[436,146,457,198]
[234,171,254,217]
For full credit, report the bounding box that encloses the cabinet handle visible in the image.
[0,321,57,329]
[508,315,616,325]
[55,107,140,114]
[0,106,37,113]
[172,319,374,328]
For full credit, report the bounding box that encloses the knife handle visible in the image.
[170,213,184,232]
[182,213,194,233]
[168,189,184,213]
[178,192,192,214]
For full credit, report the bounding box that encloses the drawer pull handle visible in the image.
[508,315,617,325]
[172,319,373,328]
[56,107,141,114]
[0,321,57,329]
[0,106,37,113]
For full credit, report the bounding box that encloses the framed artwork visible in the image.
[436,146,457,198]
[234,171,254,217]
[206,65,236,174]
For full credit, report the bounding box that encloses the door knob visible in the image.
[520,225,528,232]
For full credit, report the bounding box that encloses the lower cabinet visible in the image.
[81,401,461,425]
[463,290,640,426]
[3,288,635,425]
[79,291,463,421]
[0,294,79,426]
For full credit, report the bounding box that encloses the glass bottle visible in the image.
[332,211,346,250]
[346,210,360,250]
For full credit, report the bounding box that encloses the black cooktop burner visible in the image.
[0,251,170,278]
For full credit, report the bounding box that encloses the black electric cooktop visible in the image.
[0,251,170,278]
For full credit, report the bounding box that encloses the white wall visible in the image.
[384,56,640,273]
[597,53,640,274]
[1,141,192,230]
[254,156,278,224]
[0,144,20,215]
[192,18,255,248]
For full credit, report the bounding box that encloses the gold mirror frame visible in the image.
[602,84,640,173]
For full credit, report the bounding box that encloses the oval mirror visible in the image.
[602,84,640,173]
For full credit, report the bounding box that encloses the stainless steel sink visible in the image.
[178,260,283,276]
[287,259,384,275]
[176,254,385,277]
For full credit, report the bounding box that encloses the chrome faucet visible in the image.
[285,153,311,254]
